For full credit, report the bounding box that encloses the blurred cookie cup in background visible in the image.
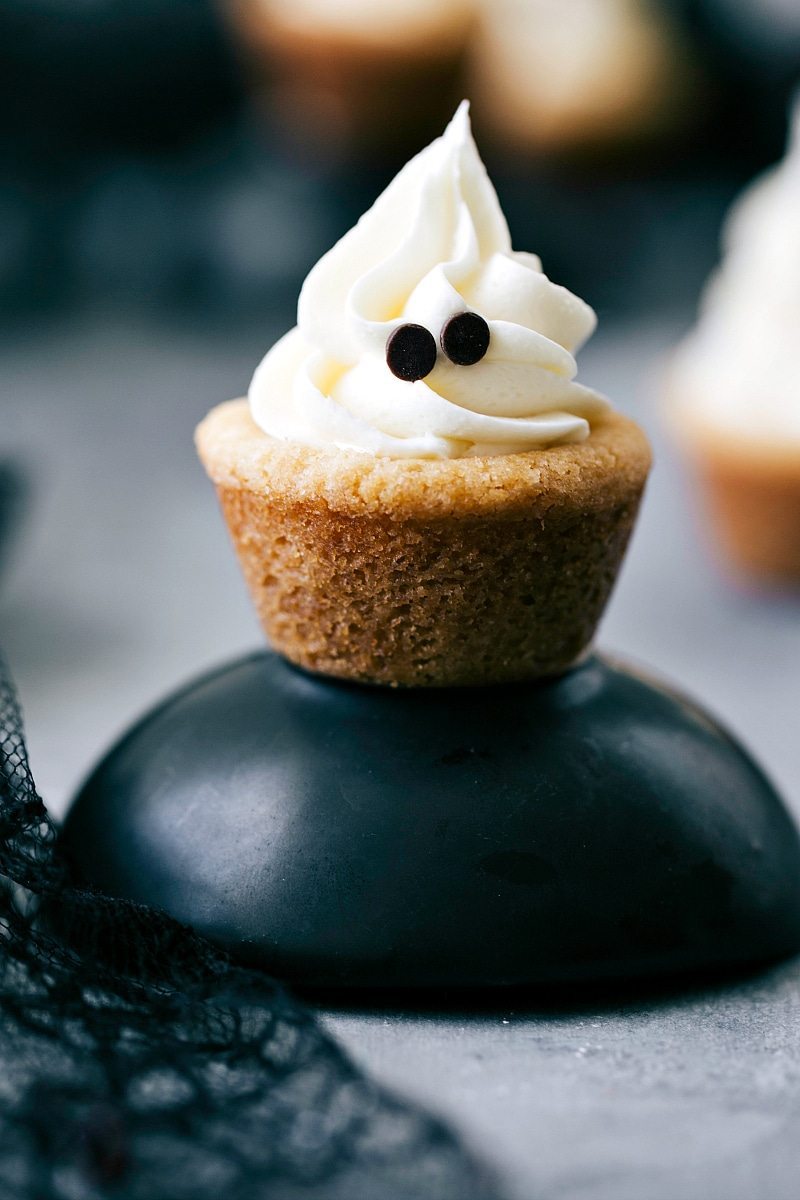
[221,0,474,162]
[667,99,800,585]
[668,425,800,585]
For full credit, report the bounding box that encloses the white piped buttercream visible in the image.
[249,102,608,458]
[671,98,800,448]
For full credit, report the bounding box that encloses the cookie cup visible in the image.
[223,0,471,158]
[672,412,800,583]
[196,399,651,686]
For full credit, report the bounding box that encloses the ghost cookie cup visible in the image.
[197,104,650,686]
[667,100,800,584]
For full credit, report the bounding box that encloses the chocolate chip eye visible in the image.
[386,323,438,382]
[440,311,490,366]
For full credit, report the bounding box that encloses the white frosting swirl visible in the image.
[671,97,800,448]
[250,102,608,458]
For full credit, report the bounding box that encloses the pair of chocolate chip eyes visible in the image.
[386,311,490,382]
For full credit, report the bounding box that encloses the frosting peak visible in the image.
[250,102,609,458]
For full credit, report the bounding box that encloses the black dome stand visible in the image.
[62,652,800,991]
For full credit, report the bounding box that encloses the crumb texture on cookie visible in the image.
[197,400,650,686]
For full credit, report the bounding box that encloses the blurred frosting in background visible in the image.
[470,0,698,156]
[666,93,800,584]
[0,0,799,323]
[671,96,800,442]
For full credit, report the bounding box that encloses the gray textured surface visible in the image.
[2,314,800,1199]
[330,965,800,1200]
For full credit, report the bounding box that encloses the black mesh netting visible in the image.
[0,653,500,1200]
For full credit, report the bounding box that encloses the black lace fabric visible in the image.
[0,653,499,1200]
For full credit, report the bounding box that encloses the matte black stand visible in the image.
[62,652,800,989]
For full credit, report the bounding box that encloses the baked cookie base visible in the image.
[670,408,800,584]
[197,400,651,686]
[694,454,800,584]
